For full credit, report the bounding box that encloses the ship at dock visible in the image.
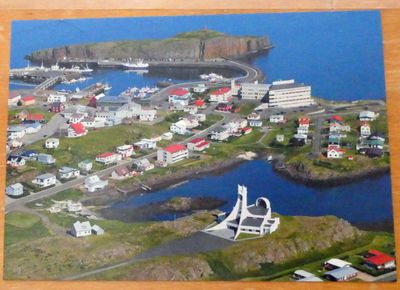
[121,59,149,70]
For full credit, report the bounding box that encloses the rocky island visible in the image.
[28,29,271,63]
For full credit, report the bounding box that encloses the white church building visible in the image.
[204,185,280,240]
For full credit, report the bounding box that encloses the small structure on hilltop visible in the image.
[204,184,280,240]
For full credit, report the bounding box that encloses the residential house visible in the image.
[139,109,157,121]
[242,127,252,135]
[247,112,261,121]
[37,153,56,165]
[69,113,85,124]
[168,88,191,106]
[91,224,105,235]
[187,137,210,151]
[59,167,80,180]
[7,125,26,140]
[21,95,36,106]
[67,123,88,138]
[360,122,371,137]
[292,270,317,281]
[71,221,92,238]
[193,99,206,109]
[327,145,345,159]
[194,113,206,122]
[15,110,28,120]
[209,87,232,103]
[359,111,378,121]
[134,139,157,150]
[297,126,309,135]
[324,258,352,270]
[84,175,108,192]
[329,115,343,123]
[25,113,45,123]
[324,267,358,282]
[269,114,285,123]
[366,148,384,158]
[47,93,67,103]
[95,152,122,165]
[183,105,198,114]
[20,150,38,159]
[157,144,189,165]
[111,166,132,180]
[32,173,57,188]
[8,92,21,106]
[193,84,207,93]
[210,126,231,141]
[6,183,24,197]
[24,122,42,134]
[49,102,65,113]
[81,117,96,128]
[134,158,155,171]
[45,138,60,149]
[8,139,23,149]
[78,160,93,172]
[116,144,134,158]
[170,120,189,135]
[215,103,233,112]
[96,95,131,111]
[298,117,310,129]
[249,120,263,127]
[7,155,26,168]
[182,115,199,129]
[364,249,396,270]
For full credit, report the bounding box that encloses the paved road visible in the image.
[21,113,67,146]
[62,231,233,280]
[5,114,229,213]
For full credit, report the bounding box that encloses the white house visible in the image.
[170,120,189,135]
[134,139,157,150]
[187,137,210,151]
[45,138,60,149]
[247,112,261,121]
[139,109,157,121]
[249,120,263,127]
[269,114,285,123]
[71,221,92,238]
[116,144,134,158]
[204,185,280,240]
[32,173,57,188]
[37,153,56,165]
[194,113,207,122]
[78,160,93,172]
[81,117,96,128]
[157,144,189,165]
[209,87,232,103]
[47,93,67,103]
[95,152,122,165]
[324,258,352,270]
[182,115,200,129]
[168,88,192,106]
[91,224,105,235]
[210,126,231,141]
[297,126,309,135]
[111,166,132,180]
[24,122,42,134]
[84,175,108,192]
[6,183,24,197]
[134,158,155,172]
[7,125,26,140]
[327,145,345,159]
[69,113,85,124]
[161,132,174,140]
[267,80,314,108]
[193,84,207,93]
[360,122,371,137]
[359,111,378,121]
[59,167,80,180]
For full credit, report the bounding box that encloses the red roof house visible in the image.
[21,96,36,105]
[330,115,343,122]
[364,250,396,270]
[169,87,189,96]
[158,144,189,164]
[96,152,121,165]
[298,117,310,126]
[241,127,253,134]
[187,138,210,151]
[194,99,206,107]
[67,122,87,138]
[164,144,187,153]
[25,113,45,122]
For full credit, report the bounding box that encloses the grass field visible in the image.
[8,107,54,124]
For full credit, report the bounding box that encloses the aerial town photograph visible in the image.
[3,11,397,282]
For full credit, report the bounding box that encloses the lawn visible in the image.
[4,212,49,247]
[8,107,54,124]
[238,103,257,116]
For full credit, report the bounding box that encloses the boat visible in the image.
[122,59,149,69]
[104,83,112,91]
[267,155,273,163]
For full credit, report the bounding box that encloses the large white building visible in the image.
[204,185,280,240]
[266,80,314,108]
[240,82,270,100]
[157,144,189,165]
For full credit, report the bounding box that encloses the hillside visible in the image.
[28,29,271,63]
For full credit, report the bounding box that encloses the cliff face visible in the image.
[28,30,271,62]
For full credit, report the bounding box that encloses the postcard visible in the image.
[4,11,396,282]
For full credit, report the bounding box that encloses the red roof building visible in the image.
[157,144,189,164]
[194,99,205,107]
[21,95,36,105]
[364,250,396,270]
[25,113,45,122]
[96,152,121,165]
[330,115,343,122]
[298,117,310,126]
[209,87,232,103]
[187,138,209,151]
[169,87,189,96]
[210,87,231,95]
[164,144,187,153]
[242,127,253,134]
[67,122,88,138]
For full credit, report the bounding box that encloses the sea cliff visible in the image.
[28,30,271,63]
